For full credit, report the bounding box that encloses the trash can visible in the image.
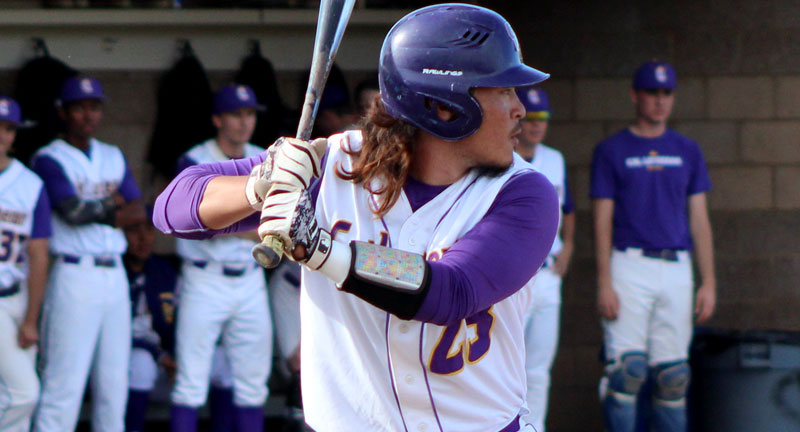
[689,328,800,432]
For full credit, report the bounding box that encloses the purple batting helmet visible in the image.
[379,3,549,140]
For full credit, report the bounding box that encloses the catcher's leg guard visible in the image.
[650,361,690,432]
[602,351,647,432]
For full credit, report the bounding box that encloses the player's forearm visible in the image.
[154,155,264,238]
[23,238,49,326]
[689,196,716,289]
[593,199,614,282]
[199,176,254,229]
[561,211,576,249]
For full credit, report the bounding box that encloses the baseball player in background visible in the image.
[514,87,575,431]
[31,76,146,432]
[123,215,235,432]
[0,95,51,432]
[153,4,560,432]
[591,61,717,432]
[170,83,272,432]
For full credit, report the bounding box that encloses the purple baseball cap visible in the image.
[516,86,551,120]
[0,96,22,127]
[59,76,106,105]
[213,84,265,115]
[633,61,677,90]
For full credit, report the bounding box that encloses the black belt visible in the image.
[61,254,117,268]
[191,260,251,277]
[617,248,679,262]
[0,282,20,297]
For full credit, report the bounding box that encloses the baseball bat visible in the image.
[252,0,356,269]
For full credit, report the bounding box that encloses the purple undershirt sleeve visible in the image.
[118,161,142,202]
[414,170,560,326]
[562,173,575,215]
[31,155,78,206]
[153,153,266,239]
[31,187,52,239]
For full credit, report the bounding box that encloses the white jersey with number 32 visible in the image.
[0,160,42,287]
[301,131,534,432]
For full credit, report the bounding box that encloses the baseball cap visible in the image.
[516,86,551,120]
[633,61,677,90]
[0,96,22,127]
[59,76,106,105]
[213,84,265,115]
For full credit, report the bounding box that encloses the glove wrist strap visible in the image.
[308,231,351,286]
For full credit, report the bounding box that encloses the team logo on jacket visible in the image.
[237,85,250,101]
[655,66,668,83]
[0,99,9,116]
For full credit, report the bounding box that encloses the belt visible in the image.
[617,248,680,262]
[61,254,118,268]
[0,282,20,297]
[498,414,521,432]
[191,260,253,277]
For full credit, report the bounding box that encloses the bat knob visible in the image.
[252,235,284,269]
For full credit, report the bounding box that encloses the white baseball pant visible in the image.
[34,256,130,432]
[521,266,562,432]
[171,262,271,407]
[0,288,39,432]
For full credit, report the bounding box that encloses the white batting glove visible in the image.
[257,185,328,266]
[244,137,328,211]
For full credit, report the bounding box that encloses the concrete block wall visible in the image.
[495,0,800,429]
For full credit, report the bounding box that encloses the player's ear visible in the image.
[630,89,639,106]
[212,114,222,129]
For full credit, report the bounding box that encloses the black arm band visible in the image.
[56,196,118,226]
[339,241,432,320]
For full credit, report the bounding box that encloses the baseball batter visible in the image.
[591,61,716,432]
[514,87,575,432]
[153,5,560,432]
[31,76,146,432]
[170,84,271,432]
[0,95,51,432]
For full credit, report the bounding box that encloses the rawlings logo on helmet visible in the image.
[422,68,464,76]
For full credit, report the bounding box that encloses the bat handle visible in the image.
[252,235,284,269]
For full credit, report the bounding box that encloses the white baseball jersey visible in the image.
[176,140,264,263]
[33,138,128,255]
[301,131,533,432]
[0,160,43,289]
[526,144,566,256]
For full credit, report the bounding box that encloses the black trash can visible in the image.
[689,328,800,432]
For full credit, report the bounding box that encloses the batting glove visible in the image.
[245,137,328,211]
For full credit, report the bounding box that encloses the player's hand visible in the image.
[160,354,177,382]
[553,244,573,277]
[695,282,716,324]
[246,137,328,211]
[257,185,324,264]
[597,277,619,320]
[17,320,39,349]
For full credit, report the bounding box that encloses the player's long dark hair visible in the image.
[336,95,417,217]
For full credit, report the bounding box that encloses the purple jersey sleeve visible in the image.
[31,155,78,206]
[31,187,52,239]
[414,170,560,326]
[687,141,712,195]
[153,153,266,239]
[590,140,616,199]
[119,161,142,202]
[562,173,575,215]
